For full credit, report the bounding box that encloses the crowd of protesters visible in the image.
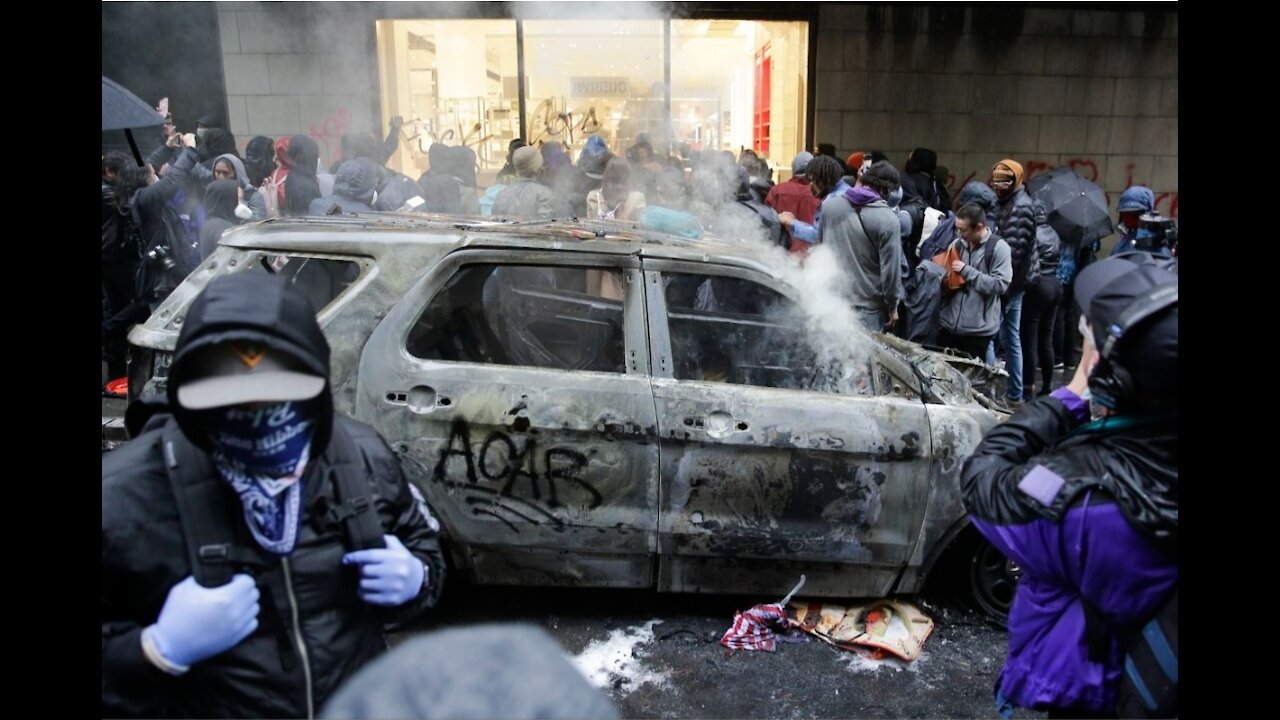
[103,114,1174,406]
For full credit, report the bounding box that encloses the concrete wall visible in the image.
[217,1,383,166]
[814,4,1178,219]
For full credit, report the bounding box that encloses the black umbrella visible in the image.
[1025,166,1114,248]
[103,76,164,166]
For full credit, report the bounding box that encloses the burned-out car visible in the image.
[127,215,1015,615]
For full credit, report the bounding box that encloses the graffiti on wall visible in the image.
[308,107,351,167]
[944,157,1177,219]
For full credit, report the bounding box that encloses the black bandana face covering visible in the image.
[203,400,317,554]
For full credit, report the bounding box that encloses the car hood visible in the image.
[875,333,1011,417]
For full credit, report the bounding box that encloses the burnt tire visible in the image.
[969,536,1020,622]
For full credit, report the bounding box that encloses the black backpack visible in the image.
[134,199,202,306]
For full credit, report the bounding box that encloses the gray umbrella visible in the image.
[1025,166,1114,248]
[103,76,164,165]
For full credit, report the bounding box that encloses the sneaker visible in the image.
[1053,362,1065,371]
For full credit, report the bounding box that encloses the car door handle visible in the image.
[387,386,454,413]
[684,412,749,438]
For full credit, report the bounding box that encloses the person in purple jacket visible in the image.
[961,252,1177,718]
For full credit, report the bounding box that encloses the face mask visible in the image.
[205,400,317,554]
[234,202,253,220]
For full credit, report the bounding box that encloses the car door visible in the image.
[642,260,933,598]
[357,249,659,588]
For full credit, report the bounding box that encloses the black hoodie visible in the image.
[198,179,240,259]
[103,273,447,718]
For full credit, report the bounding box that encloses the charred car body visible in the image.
[126,214,1012,611]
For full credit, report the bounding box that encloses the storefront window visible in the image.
[376,17,808,185]
[376,19,519,180]
[670,20,808,179]
[522,19,666,164]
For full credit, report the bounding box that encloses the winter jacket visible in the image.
[1111,186,1157,256]
[310,159,378,215]
[818,186,903,315]
[492,177,564,220]
[919,181,999,261]
[1032,202,1062,280]
[961,389,1177,714]
[102,275,447,718]
[199,179,240,259]
[993,185,1039,295]
[191,153,268,221]
[937,230,1012,337]
[764,177,821,252]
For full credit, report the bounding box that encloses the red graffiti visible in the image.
[1023,161,1053,183]
[1155,193,1178,219]
[308,107,352,167]
[948,159,1176,221]
[1066,158,1099,183]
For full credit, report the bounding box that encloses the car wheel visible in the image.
[969,537,1020,621]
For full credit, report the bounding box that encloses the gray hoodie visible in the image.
[819,186,904,315]
[938,229,1012,337]
[192,153,269,221]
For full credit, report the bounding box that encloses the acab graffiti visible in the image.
[431,419,602,532]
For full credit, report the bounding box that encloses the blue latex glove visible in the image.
[343,534,425,606]
[147,574,260,669]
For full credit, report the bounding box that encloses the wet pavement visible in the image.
[398,582,1039,719]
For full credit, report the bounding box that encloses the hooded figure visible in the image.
[417,144,463,214]
[447,146,481,215]
[819,161,905,332]
[206,153,268,221]
[197,128,240,167]
[919,181,999,260]
[320,625,618,720]
[242,136,276,188]
[961,253,1177,718]
[199,179,241,259]
[310,158,378,215]
[284,135,323,216]
[102,273,447,718]
[1111,185,1157,256]
[373,166,427,213]
[991,159,1040,296]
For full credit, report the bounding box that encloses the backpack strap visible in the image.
[161,419,265,588]
[318,423,387,552]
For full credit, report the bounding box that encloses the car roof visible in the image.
[218,212,783,277]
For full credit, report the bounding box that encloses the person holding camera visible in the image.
[960,252,1178,718]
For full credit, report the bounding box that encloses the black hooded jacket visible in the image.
[199,179,240,259]
[310,159,377,215]
[284,135,323,216]
[102,274,446,718]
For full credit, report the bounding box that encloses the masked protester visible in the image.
[103,273,447,718]
[1110,186,1156,256]
[961,253,1177,719]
